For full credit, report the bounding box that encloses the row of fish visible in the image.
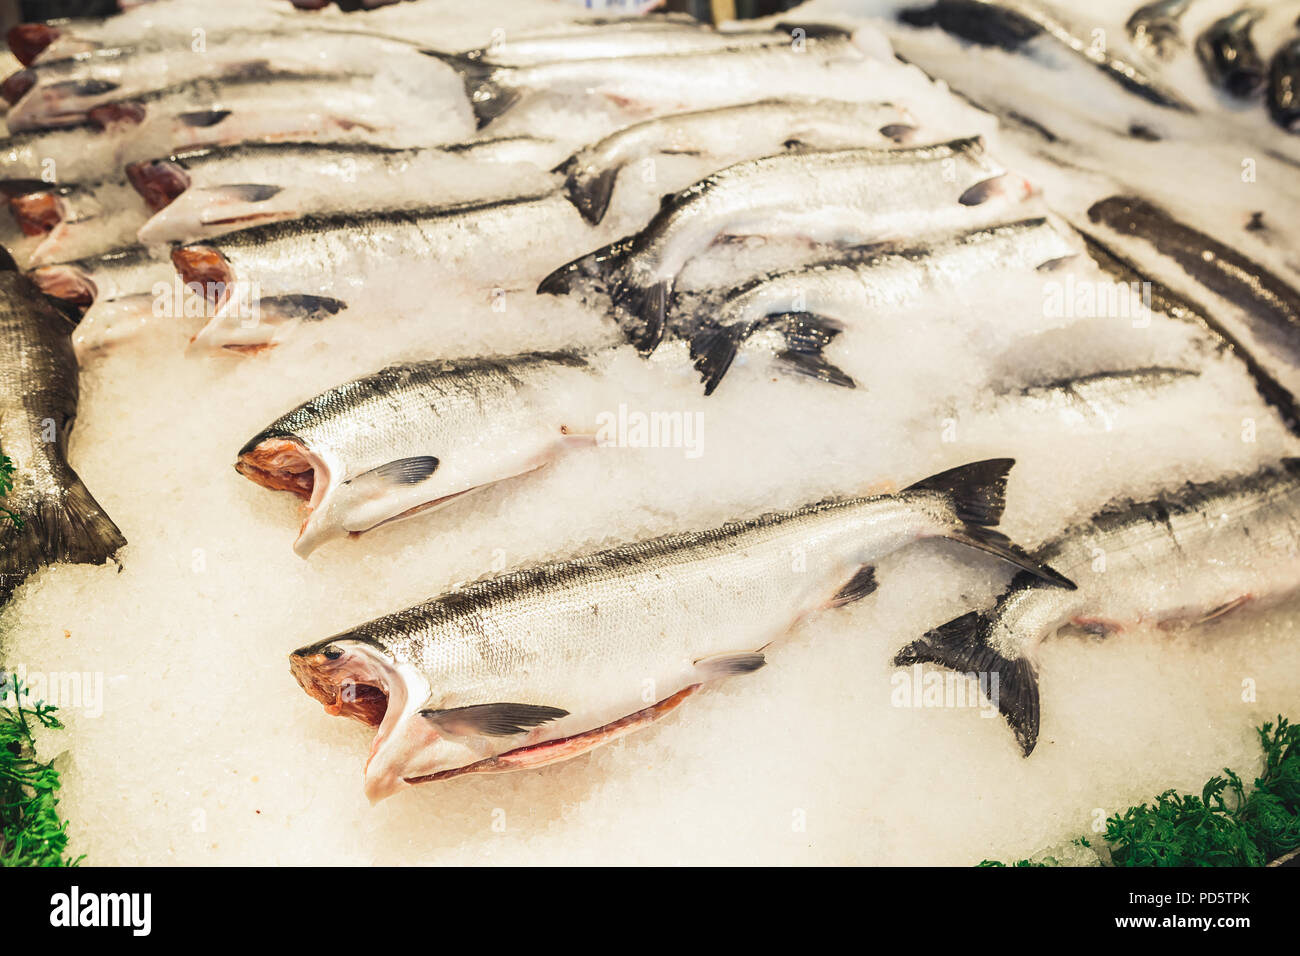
[901,0,1300,131]
[2,0,1299,800]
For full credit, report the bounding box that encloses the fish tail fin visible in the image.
[0,473,125,586]
[421,50,519,129]
[689,313,856,396]
[893,610,1041,755]
[537,238,629,297]
[538,238,666,354]
[554,157,621,226]
[610,273,670,355]
[689,322,748,396]
[769,313,857,391]
[906,459,1076,589]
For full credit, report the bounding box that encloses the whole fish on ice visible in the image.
[0,65,463,186]
[427,24,877,129]
[554,97,916,226]
[1087,196,1300,369]
[179,192,597,354]
[126,136,562,244]
[237,335,855,556]
[898,0,1193,111]
[1,30,463,131]
[0,245,124,599]
[289,457,1073,801]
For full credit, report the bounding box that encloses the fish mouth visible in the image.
[7,24,61,66]
[235,436,336,556]
[126,159,192,213]
[85,100,147,130]
[7,189,63,237]
[172,243,233,307]
[30,263,96,307]
[289,642,390,728]
[175,244,270,354]
[236,436,317,501]
[1,69,35,105]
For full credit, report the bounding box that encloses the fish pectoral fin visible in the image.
[348,456,440,490]
[208,183,283,206]
[826,565,877,609]
[420,702,569,738]
[693,651,766,681]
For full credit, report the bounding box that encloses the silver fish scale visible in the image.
[988,461,1300,659]
[0,272,78,500]
[339,493,937,718]
[211,193,562,284]
[631,139,999,278]
[570,97,906,177]
[714,217,1073,327]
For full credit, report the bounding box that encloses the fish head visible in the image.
[179,241,347,355]
[237,363,570,556]
[236,428,493,558]
[129,158,291,243]
[234,432,338,555]
[289,634,466,804]
[289,635,394,728]
[30,261,97,307]
[126,158,193,216]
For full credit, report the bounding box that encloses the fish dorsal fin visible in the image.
[421,702,569,737]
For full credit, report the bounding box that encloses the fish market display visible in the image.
[2,0,1299,867]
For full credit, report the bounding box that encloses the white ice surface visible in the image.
[2,0,1299,865]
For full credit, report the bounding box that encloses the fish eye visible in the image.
[323,645,344,661]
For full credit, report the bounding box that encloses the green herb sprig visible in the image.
[980,716,1300,867]
[0,450,22,530]
[0,673,81,867]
